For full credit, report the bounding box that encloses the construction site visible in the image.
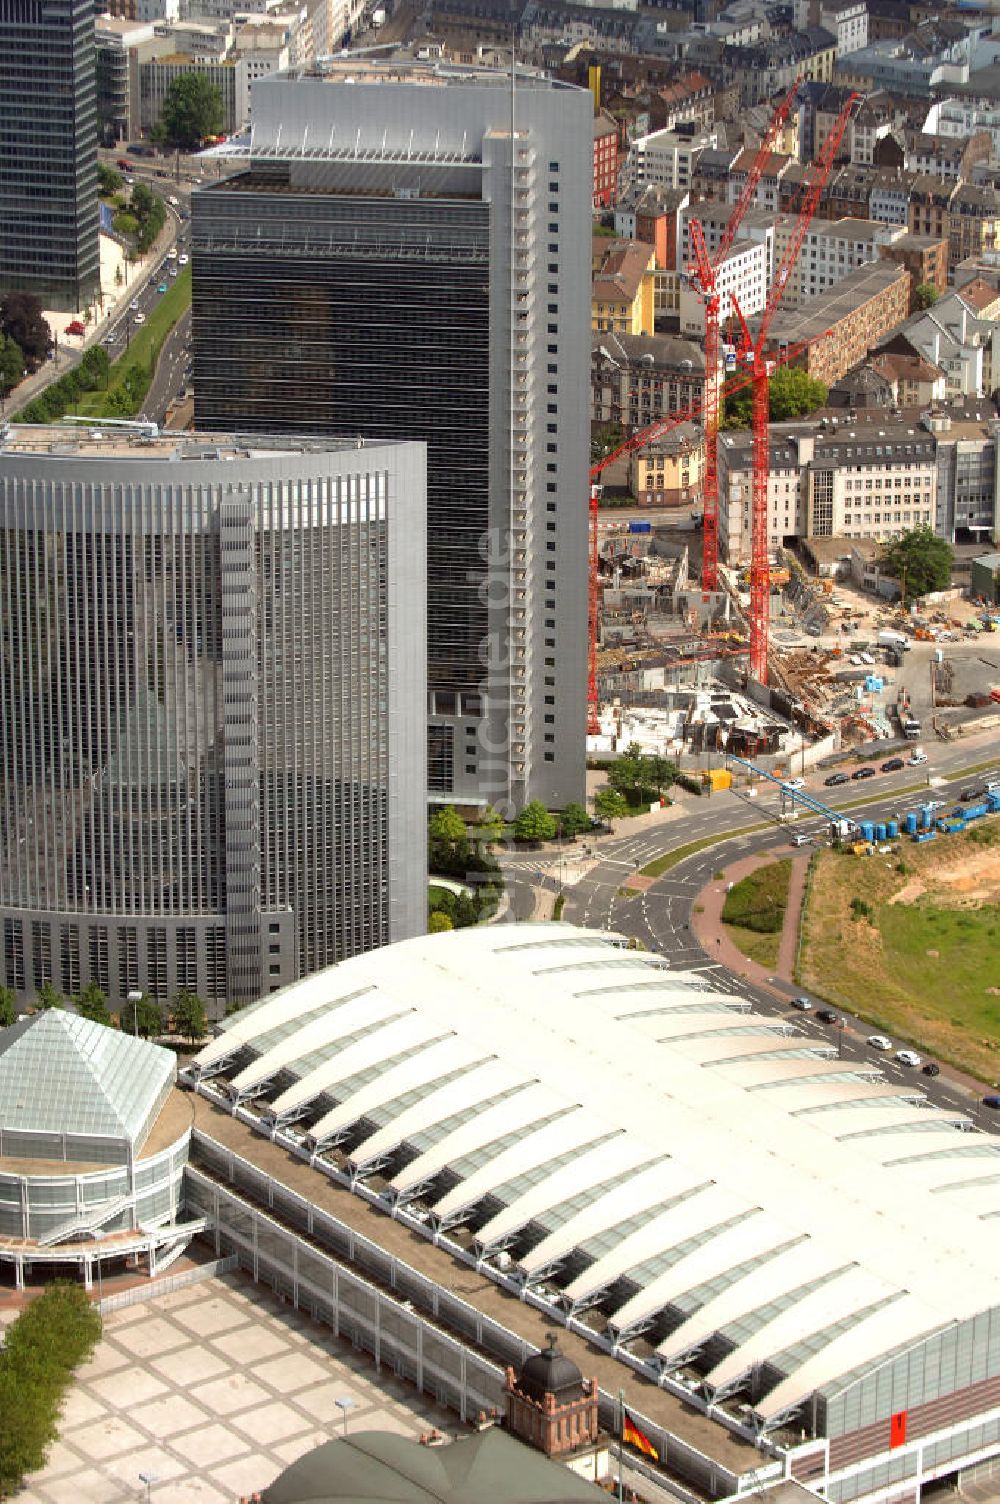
[586,86,1000,773]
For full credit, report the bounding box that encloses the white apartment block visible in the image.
[678,239,770,334]
[679,203,777,275]
[718,422,938,563]
[775,215,903,306]
[624,127,717,193]
[794,0,867,53]
[718,430,809,563]
[925,96,1000,158]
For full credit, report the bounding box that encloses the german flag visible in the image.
[623,1409,659,1463]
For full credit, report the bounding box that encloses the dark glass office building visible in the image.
[192,62,592,815]
[0,0,100,311]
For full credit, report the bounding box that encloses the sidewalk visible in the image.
[6,210,180,418]
[690,849,812,992]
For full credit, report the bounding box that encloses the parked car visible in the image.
[982,1095,1000,1109]
[852,766,876,780]
[867,1034,893,1051]
[921,1062,940,1077]
[178,253,189,265]
[896,1049,922,1067]
[881,758,905,772]
[783,778,805,791]
[64,319,86,336]
[789,832,810,846]
[816,1009,840,1024]
[130,298,140,310]
[825,772,849,787]
[959,787,984,801]
[791,996,812,1011]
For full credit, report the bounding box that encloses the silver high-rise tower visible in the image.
[0,426,427,1014]
[191,61,591,814]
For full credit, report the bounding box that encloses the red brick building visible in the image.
[593,113,619,211]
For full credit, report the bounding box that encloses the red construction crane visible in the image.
[586,330,831,733]
[685,79,801,595]
[730,91,859,685]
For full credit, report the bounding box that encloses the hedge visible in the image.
[0,1282,101,1497]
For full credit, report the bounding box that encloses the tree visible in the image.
[0,333,23,396]
[173,988,207,1043]
[429,805,466,844]
[644,753,677,795]
[74,982,109,1025]
[591,420,624,465]
[914,282,938,310]
[593,787,628,827]
[154,73,223,149]
[880,526,953,603]
[120,993,162,1038]
[0,985,15,1028]
[476,804,505,845]
[513,800,557,844]
[0,293,50,372]
[724,366,828,428]
[97,162,122,196]
[557,802,591,839]
[428,910,454,933]
[130,180,154,217]
[36,981,63,1011]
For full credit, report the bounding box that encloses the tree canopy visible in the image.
[0,333,24,396]
[36,981,63,1012]
[121,993,162,1039]
[607,744,677,804]
[74,982,109,1025]
[880,526,953,602]
[173,988,208,1043]
[428,805,466,845]
[914,283,938,310]
[513,800,557,843]
[557,802,591,839]
[428,911,454,933]
[0,986,15,1028]
[0,293,50,372]
[593,787,628,826]
[154,73,223,148]
[724,365,828,428]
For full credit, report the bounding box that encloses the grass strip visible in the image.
[74,265,191,419]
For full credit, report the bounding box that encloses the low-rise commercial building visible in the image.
[778,215,904,307]
[622,124,716,194]
[591,332,705,430]
[719,414,958,563]
[592,239,656,335]
[878,231,949,306]
[767,261,911,388]
[629,422,704,507]
[593,111,619,210]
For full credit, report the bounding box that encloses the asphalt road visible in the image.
[505,734,1000,1128]
[141,306,191,424]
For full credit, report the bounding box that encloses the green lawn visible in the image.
[74,266,191,419]
[722,923,782,968]
[799,826,1000,1080]
[722,859,791,932]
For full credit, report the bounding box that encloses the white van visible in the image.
[908,749,928,765]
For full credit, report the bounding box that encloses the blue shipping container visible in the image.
[914,829,937,843]
[861,821,874,842]
[964,803,989,821]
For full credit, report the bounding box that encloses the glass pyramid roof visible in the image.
[0,1012,176,1148]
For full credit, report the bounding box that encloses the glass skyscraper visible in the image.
[0,0,100,311]
[192,61,592,814]
[0,427,427,1014]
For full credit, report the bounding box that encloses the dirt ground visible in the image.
[889,846,1000,907]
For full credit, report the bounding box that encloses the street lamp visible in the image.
[139,1471,157,1503]
[127,990,143,1038]
[334,1397,355,1438]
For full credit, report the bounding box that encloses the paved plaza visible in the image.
[17,1272,457,1503]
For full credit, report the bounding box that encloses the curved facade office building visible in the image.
[0,425,426,1014]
